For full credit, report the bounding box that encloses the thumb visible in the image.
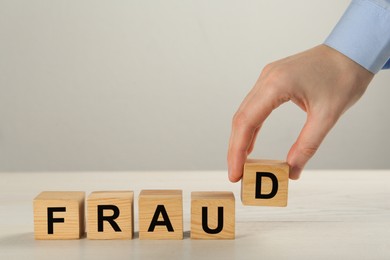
[287,113,336,180]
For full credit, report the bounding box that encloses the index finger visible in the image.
[227,85,287,182]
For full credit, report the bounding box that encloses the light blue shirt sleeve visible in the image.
[324,0,390,73]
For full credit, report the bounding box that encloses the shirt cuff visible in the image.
[324,0,390,73]
[383,58,390,69]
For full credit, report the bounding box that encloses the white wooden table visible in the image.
[1,170,389,259]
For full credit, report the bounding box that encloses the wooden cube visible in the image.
[138,190,183,240]
[87,191,134,240]
[33,191,85,240]
[241,159,289,207]
[191,191,235,239]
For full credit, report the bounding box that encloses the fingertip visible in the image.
[227,148,246,183]
[228,172,242,183]
[289,166,302,180]
[287,149,303,180]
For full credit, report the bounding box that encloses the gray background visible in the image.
[1,0,389,172]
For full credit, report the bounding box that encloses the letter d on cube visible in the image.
[241,159,289,207]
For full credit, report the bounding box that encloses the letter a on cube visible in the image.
[33,191,85,240]
[241,159,289,207]
[138,190,183,240]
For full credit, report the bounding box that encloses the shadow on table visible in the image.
[0,232,34,247]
